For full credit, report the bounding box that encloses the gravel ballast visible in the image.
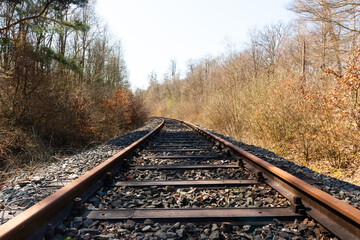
[116,168,255,181]
[60,218,336,240]
[0,118,162,224]
[194,124,360,210]
[0,118,356,240]
[85,185,289,210]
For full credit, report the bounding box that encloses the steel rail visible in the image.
[0,119,165,240]
[182,120,360,240]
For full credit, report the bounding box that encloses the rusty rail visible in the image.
[0,119,164,240]
[1,118,359,239]
[182,120,360,240]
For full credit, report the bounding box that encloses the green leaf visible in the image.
[41,47,83,73]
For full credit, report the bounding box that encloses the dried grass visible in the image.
[145,50,360,186]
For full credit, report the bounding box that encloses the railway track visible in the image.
[0,118,359,239]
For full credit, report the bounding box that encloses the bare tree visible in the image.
[251,22,288,77]
[248,28,263,78]
[289,0,360,72]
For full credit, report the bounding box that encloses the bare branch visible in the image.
[0,0,55,32]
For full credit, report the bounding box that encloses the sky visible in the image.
[96,0,294,90]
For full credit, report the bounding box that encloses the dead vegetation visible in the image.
[144,1,360,185]
[0,0,146,178]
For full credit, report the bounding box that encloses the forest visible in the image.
[143,0,360,184]
[0,0,146,177]
[1,0,359,184]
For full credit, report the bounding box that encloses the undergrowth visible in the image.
[144,49,360,185]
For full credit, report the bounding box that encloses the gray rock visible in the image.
[106,233,116,238]
[144,218,154,225]
[353,190,360,196]
[278,231,289,238]
[80,233,91,240]
[151,226,160,232]
[176,228,186,238]
[200,233,208,239]
[89,220,99,228]
[243,225,251,232]
[166,232,177,238]
[209,230,220,240]
[82,218,93,228]
[74,216,83,222]
[172,222,181,229]
[185,223,196,233]
[95,234,110,240]
[203,228,211,236]
[264,197,274,204]
[142,225,152,232]
[246,197,253,206]
[254,200,262,207]
[239,232,253,239]
[79,228,99,235]
[123,219,136,230]
[67,227,78,234]
[73,217,83,228]
[111,199,122,207]
[134,199,144,206]
[271,218,281,228]
[211,224,219,231]
[298,223,308,231]
[154,229,166,239]
[144,232,154,238]
[133,232,144,238]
